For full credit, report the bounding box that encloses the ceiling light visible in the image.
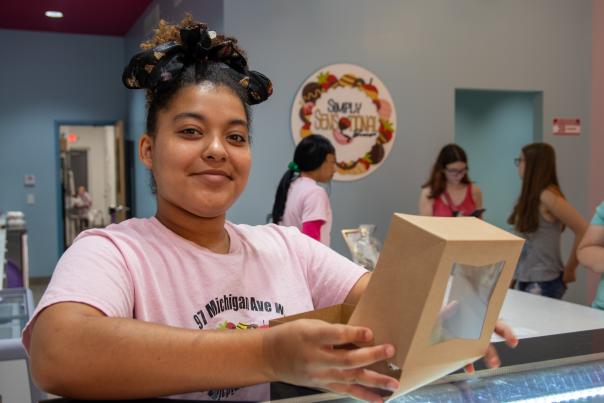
[45,11,63,18]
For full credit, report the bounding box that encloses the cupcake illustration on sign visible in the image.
[291,63,396,181]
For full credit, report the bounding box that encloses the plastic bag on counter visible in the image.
[351,224,382,271]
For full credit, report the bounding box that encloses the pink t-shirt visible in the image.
[280,177,332,246]
[22,217,366,401]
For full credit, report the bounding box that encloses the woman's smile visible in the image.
[190,169,233,185]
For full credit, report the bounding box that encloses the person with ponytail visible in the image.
[508,143,587,299]
[419,144,484,217]
[272,134,336,246]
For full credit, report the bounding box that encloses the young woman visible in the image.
[24,17,515,402]
[508,143,587,299]
[419,144,484,217]
[577,201,604,310]
[271,134,336,246]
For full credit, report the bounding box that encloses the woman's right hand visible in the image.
[263,319,399,402]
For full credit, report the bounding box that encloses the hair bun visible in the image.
[122,41,185,89]
[246,71,273,105]
[122,23,273,105]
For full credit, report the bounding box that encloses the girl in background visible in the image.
[272,134,336,246]
[508,143,587,299]
[419,144,484,217]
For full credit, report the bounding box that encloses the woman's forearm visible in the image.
[29,303,274,399]
[578,246,604,273]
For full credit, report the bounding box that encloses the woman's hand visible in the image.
[563,266,577,285]
[263,319,399,402]
[464,320,518,374]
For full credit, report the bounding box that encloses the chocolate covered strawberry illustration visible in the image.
[378,120,394,143]
[338,117,351,131]
[333,116,353,145]
[318,71,338,91]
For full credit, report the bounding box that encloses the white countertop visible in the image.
[493,289,604,341]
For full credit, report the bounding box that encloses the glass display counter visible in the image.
[39,350,604,402]
[0,287,46,402]
[393,359,604,402]
[34,332,604,402]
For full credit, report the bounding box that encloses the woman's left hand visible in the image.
[464,320,518,374]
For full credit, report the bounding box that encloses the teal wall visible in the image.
[455,90,542,230]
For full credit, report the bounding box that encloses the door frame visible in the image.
[54,120,119,256]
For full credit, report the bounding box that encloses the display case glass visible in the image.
[271,328,604,402]
[0,288,30,340]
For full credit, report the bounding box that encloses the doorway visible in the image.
[455,89,543,229]
[57,121,133,250]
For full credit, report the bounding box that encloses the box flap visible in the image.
[394,213,525,242]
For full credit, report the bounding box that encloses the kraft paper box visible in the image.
[270,213,524,400]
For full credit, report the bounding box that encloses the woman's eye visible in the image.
[180,128,201,137]
[228,133,247,143]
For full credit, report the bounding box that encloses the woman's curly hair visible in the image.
[139,14,248,108]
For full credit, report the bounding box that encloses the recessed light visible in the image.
[45,11,63,18]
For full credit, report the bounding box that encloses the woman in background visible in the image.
[419,143,484,217]
[271,134,336,246]
[578,201,604,309]
[508,143,587,299]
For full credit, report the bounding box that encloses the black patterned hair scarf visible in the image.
[122,23,273,105]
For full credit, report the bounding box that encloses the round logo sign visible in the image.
[291,64,396,181]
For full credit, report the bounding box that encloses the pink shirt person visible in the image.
[23,217,366,401]
[280,176,332,246]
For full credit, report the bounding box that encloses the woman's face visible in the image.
[317,153,337,183]
[140,83,251,218]
[443,161,467,185]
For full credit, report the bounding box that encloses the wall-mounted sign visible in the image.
[291,64,397,181]
[553,118,581,136]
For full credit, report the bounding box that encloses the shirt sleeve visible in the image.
[291,228,367,309]
[592,201,604,226]
[21,232,134,352]
[301,187,331,223]
[301,220,325,242]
